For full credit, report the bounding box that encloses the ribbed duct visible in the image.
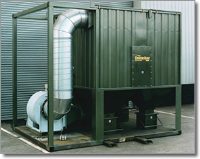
[44,9,88,120]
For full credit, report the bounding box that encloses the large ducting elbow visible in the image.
[51,9,88,120]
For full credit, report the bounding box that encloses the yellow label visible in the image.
[135,54,150,61]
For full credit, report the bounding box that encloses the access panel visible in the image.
[132,46,153,87]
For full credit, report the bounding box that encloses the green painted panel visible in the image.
[73,27,95,88]
[73,9,180,89]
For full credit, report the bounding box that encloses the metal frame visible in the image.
[12,1,99,151]
[12,1,182,152]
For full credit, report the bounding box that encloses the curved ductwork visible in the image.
[45,9,88,120]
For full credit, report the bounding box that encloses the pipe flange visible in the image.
[41,99,48,120]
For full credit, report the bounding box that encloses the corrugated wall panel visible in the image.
[1,1,47,120]
[99,9,133,88]
[96,9,180,88]
[73,28,95,88]
[1,1,133,120]
[141,1,195,84]
[154,13,180,86]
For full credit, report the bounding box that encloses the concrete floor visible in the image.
[1,104,195,154]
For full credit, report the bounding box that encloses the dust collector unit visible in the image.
[26,9,88,133]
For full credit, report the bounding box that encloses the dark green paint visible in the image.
[73,9,180,89]
[47,6,54,150]
[116,106,129,122]
[92,90,104,142]
[104,113,117,132]
[175,86,181,131]
[132,46,152,87]
[136,112,158,129]
[19,15,48,20]
[12,17,17,129]
[13,3,48,18]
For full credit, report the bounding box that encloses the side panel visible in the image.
[97,9,180,88]
[154,13,180,86]
[99,9,133,88]
[73,26,95,88]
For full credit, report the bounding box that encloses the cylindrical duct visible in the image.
[53,9,88,120]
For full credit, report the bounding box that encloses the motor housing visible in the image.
[26,91,66,133]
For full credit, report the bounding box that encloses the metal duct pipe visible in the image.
[45,9,88,120]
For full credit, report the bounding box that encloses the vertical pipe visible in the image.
[53,9,88,119]
[47,6,54,151]
[12,17,17,129]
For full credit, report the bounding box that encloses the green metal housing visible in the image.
[73,9,181,88]
[12,2,182,151]
[72,7,181,127]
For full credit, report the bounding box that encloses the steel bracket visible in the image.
[148,10,152,19]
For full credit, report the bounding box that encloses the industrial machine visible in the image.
[12,2,182,151]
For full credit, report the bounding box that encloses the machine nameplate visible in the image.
[135,54,150,61]
[132,46,153,87]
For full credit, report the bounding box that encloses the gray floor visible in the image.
[1,104,195,154]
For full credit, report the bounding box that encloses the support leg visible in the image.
[47,6,54,152]
[175,86,181,132]
[92,90,104,143]
[12,17,17,130]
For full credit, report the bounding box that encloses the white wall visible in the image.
[141,1,195,84]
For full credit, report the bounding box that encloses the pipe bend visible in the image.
[54,9,88,34]
[53,9,88,120]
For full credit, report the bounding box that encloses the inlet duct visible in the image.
[45,9,88,120]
